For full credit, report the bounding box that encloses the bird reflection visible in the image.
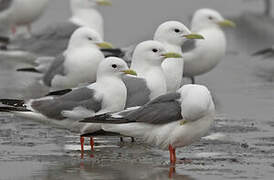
[41,160,194,180]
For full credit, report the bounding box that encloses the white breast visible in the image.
[10,0,48,25]
[161,43,184,92]
[62,47,104,86]
[142,67,167,100]
[183,28,226,77]
[95,77,127,113]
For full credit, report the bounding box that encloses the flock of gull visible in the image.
[0,0,236,165]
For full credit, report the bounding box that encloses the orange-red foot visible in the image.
[80,136,85,158]
[169,144,176,165]
[90,137,94,151]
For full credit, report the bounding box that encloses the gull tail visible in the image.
[80,113,131,124]
[16,67,41,73]
[0,99,25,107]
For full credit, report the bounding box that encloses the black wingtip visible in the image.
[0,36,10,44]
[101,48,125,58]
[0,99,25,107]
[252,48,274,56]
[80,113,131,124]
[16,68,41,73]
[80,113,111,123]
[0,106,30,112]
[45,89,72,96]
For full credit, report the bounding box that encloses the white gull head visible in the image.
[177,84,215,122]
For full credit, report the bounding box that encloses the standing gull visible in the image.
[70,0,111,39]
[0,57,137,155]
[101,20,204,92]
[154,21,204,92]
[9,0,111,56]
[81,84,215,164]
[124,40,182,107]
[44,40,182,143]
[42,27,113,91]
[18,27,113,91]
[0,0,48,35]
[182,8,235,84]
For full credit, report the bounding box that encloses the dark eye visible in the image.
[112,64,117,68]
[88,37,93,41]
[174,29,180,33]
[208,16,213,20]
[152,49,158,53]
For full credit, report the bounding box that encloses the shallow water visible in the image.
[0,0,274,179]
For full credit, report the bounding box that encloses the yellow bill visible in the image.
[183,33,204,39]
[161,52,182,58]
[96,0,112,6]
[218,19,236,28]
[96,42,113,49]
[121,69,137,76]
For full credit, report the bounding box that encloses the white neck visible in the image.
[161,41,182,53]
[159,41,184,92]
[69,9,104,39]
[131,60,167,99]
[95,76,127,113]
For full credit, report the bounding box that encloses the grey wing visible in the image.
[181,39,197,53]
[101,44,135,67]
[31,87,102,120]
[43,54,66,87]
[123,75,151,108]
[82,93,182,124]
[11,22,79,56]
[0,0,12,12]
[121,44,135,67]
[125,92,182,124]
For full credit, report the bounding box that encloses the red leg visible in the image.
[173,148,176,163]
[90,137,94,151]
[169,144,176,164]
[80,136,85,156]
[11,26,16,35]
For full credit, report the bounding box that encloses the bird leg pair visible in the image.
[80,136,94,158]
[11,24,32,35]
[169,144,176,164]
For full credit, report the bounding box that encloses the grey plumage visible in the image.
[82,92,182,125]
[31,87,102,120]
[122,75,151,108]
[101,45,136,67]
[0,0,12,12]
[43,54,66,87]
[181,39,197,53]
[11,22,79,56]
